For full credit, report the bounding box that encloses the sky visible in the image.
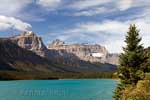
[0,0,150,53]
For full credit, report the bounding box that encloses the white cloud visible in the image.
[67,0,113,16]
[0,0,43,22]
[66,0,150,16]
[69,0,111,10]
[78,21,128,34]
[62,20,128,36]
[0,15,31,31]
[0,0,61,21]
[117,0,133,11]
[73,7,114,16]
[36,0,61,10]
[0,0,32,16]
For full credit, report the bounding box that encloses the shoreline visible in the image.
[0,71,117,81]
[0,78,120,81]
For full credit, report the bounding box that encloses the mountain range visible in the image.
[0,31,119,78]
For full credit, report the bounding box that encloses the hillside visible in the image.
[0,39,69,73]
[0,38,117,72]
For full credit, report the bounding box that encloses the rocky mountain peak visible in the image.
[50,39,65,47]
[9,31,47,57]
[22,31,35,36]
[10,31,36,39]
[48,40,110,63]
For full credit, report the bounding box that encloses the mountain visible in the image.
[8,31,118,65]
[0,38,117,73]
[0,39,69,73]
[9,31,48,57]
[48,39,108,63]
[9,32,119,66]
[0,31,119,79]
[1,31,118,72]
[48,39,119,65]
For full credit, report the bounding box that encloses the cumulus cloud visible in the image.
[0,15,31,31]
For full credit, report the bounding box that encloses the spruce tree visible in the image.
[118,24,147,85]
[114,24,150,100]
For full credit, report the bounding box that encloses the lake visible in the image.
[0,79,117,100]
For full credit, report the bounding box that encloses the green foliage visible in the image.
[114,25,150,100]
[118,24,147,84]
[144,48,150,72]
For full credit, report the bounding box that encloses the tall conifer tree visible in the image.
[118,24,147,84]
[114,24,150,100]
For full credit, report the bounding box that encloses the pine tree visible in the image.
[114,24,149,100]
[118,24,148,85]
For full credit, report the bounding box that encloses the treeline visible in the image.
[0,71,117,80]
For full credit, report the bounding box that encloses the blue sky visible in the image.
[0,0,150,53]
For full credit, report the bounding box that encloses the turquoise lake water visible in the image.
[0,79,117,100]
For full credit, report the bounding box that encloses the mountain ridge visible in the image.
[8,31,119,65]
[0,38,117,73]
[0,31,118,74]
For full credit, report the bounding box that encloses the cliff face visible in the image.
[48,39,118,64]
[9,31,48,57]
